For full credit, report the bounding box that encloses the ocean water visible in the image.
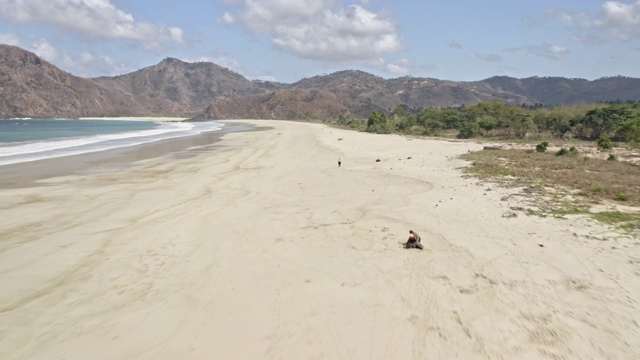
[0,119,224,166]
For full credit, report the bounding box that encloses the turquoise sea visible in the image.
[0,119,224,166]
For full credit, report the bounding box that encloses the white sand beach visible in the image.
[0,120,638,359]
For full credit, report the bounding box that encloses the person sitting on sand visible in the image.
[405,230,423,249]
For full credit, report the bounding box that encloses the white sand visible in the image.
[0,120,638,359]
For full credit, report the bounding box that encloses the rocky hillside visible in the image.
[197,88,377,120]
[2,44,640,119]
[0,45,146,118]
[291,71,530,110]
[92,57,268,115]
[0,45,284,118]
[478,76,640,105]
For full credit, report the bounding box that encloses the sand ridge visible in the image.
[0,120,638,359]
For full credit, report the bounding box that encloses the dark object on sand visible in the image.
[375,159,381,162]
[405,230,423,249]
[405,242,424,250]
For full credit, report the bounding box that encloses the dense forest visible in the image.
[333,100,640,145]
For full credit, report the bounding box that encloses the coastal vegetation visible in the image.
[327,100,640,232]
[355,100,640,144]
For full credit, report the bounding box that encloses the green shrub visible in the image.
[556,148,569,156]
[596,137,612,151]
[367,110,391,134]
[525,149,535,154]
[535,142,548,153]
[457,122,480,139]
[607,153,617,161]
[614,193,630,201]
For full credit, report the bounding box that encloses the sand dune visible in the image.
[0,120,638,359]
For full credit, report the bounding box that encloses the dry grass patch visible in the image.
[460,149,640,231]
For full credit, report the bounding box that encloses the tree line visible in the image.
[349,100,640,144]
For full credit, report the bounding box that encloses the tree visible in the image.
[544,103,599,138]
[424,119,445,131]
[367,110,391,134]
[391,104,410,119]
[336,114,364,129]
[438,109,466,129]
[463,100,512,122]
[616,117,640,142]
[512,113,535,139]
[477,115,497,136]
[457,122,480,139]
[395,117,415,132]
[578,104,634,139]
[415,108,438,127]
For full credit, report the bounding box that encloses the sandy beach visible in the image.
[0,120,638,359]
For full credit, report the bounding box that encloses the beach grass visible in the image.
[460,148,640,231]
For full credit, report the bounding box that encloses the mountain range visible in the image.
[1,44,639,120]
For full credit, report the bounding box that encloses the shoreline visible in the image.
[0,120,638,359]
[0,122,256,189]
[78,116,190,122]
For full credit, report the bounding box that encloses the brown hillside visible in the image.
[0,45,146,118]
[2,44,640,119]
[292,71,530,109]
[93,58,267,115]
[197,89,376,120]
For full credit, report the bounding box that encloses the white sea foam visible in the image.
[0,121,224,166]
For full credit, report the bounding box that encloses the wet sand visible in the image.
[0,123,256,188]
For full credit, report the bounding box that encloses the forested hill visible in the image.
[2,44,640,119]
[478,76,640,106]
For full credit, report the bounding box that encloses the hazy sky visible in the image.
[0,0,639,83]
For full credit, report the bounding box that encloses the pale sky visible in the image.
[0,0,639,83]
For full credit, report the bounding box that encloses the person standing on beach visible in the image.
[338,158,341,167]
